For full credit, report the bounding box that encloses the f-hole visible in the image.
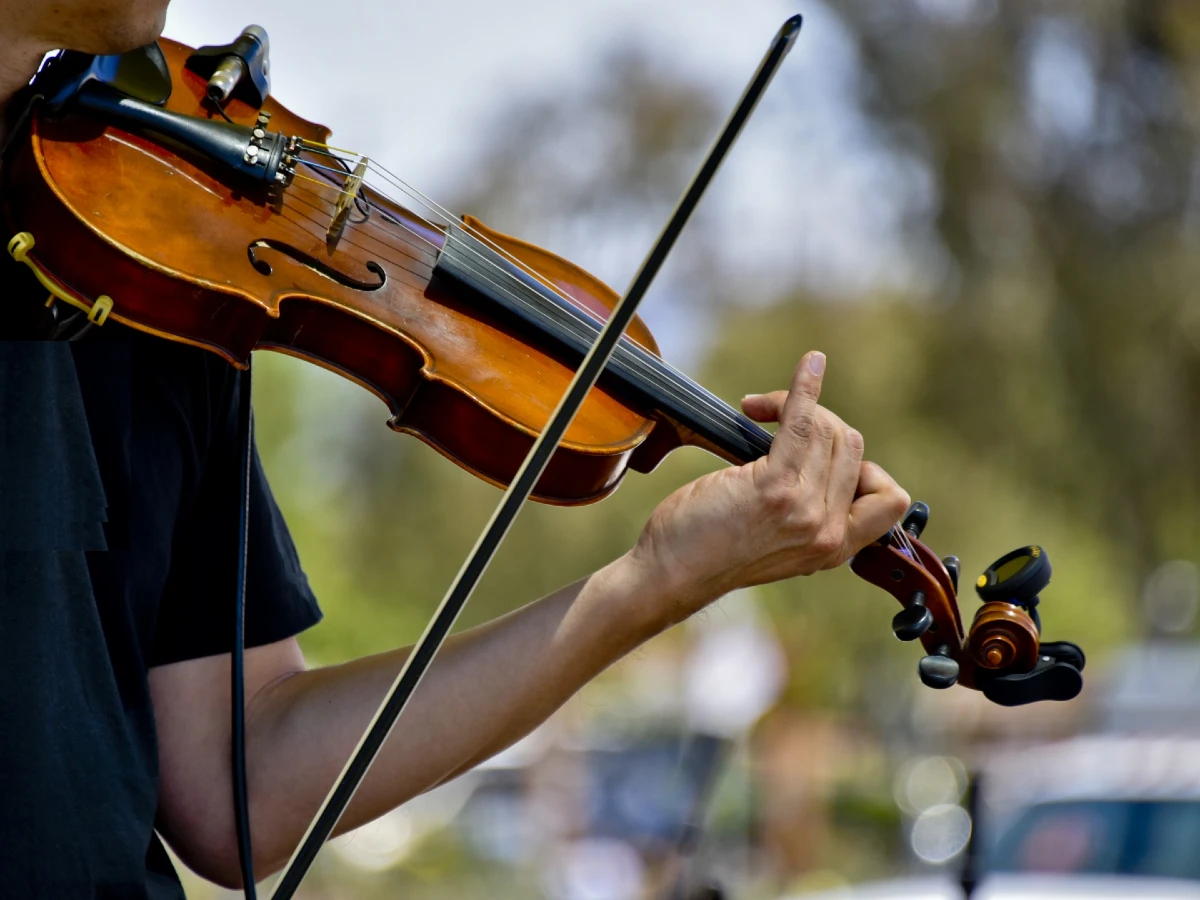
[248,239,387,291]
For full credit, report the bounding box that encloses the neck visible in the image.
[0,36,47,147]
[435,226,775,465]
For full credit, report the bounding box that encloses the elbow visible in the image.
[192,858,246,893]
[160,800,289,890]
[161,814,244,890]
[166,828,289,891]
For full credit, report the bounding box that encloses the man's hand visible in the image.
[631,350,910,621]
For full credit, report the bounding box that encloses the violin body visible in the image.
[3,40,705,505]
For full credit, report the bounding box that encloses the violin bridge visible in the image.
[326,157,368,254]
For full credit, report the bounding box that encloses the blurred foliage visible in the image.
[233,0,1200,894]
[838,0,1200,577]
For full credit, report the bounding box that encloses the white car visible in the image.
[790,873,1200,899]
[791,736,1200,900]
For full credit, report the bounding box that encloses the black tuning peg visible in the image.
[892,591,933,641]
[918,645,959,689]
[942,555,960,593]
[978,642,1085,706]
[1040,641,1086,672]
[902,501,930,540]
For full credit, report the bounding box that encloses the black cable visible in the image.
[212,97,236,124]
[232,362,257,899]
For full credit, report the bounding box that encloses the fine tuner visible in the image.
[852,503,1086,706]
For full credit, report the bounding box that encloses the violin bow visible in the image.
[268,15,804,898]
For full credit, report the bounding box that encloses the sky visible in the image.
[164,0,826,189]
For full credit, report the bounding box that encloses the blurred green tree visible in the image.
[242,3,1200,888]
[834,0,1200,585]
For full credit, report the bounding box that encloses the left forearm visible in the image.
[244,550,665,874]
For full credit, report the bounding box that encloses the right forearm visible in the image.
[243,551,666,872]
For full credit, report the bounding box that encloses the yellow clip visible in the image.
[88,295,113,325]
[7,231,114,326]
[7,231,34,262]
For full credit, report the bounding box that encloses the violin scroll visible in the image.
[968,544,1086,706]
[968,602,1040,671]
[850,504,1086,706]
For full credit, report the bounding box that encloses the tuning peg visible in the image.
[979,650,1083,706]
[942,555,960,593]
[902,501,930,540]
[1040,640,1086,672]
[918,645,959,689]
[892,591,933,641]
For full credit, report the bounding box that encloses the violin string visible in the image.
[284,168,440,274]
[288,161,626,368]
[298,143,767,444]
[273,185,438,283]
[300,138,359,156]
[290,148,773,455]
[896,527,917,561]
[291,170,343,192]
[300,150,632,324]
[292,160,444,266]
[293,162,455,266]
[291,171,385,232]
[281,184,757,458]
[891,526,943,600]
[351,157,772,452]
[360,157,644,322]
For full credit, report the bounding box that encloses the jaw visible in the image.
[12,0,170,57]
[0,36,46,127]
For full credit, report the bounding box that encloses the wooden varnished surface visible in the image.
[3,39,691,503]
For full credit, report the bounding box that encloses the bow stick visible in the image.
[269,15,803,898]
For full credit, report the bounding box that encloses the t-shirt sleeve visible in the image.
[150,366,322,667]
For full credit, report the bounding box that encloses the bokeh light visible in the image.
[910,803,972,865]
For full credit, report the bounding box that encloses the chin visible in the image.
[108,0,171,51]
[64,0,171,55]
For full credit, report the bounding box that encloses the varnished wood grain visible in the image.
[1,39,704,504]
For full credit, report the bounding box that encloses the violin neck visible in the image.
[434,224,774,468]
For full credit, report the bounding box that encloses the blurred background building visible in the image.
[158,0,1200,897]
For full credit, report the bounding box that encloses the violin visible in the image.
[1,32,1085,708]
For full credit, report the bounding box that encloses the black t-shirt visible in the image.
[0,257,322,896]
